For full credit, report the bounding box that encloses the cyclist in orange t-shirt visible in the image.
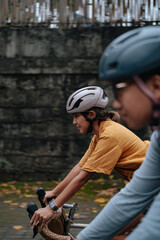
[30,86,149,230]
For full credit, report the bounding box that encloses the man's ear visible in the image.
[147,75,160,100]
[87,111,96,120]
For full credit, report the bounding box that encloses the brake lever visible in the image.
[36,187,54,207]
[36,187,46,208]
[27,202,39,238]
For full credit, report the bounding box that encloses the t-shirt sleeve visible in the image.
[79,136,122,175]
[79,136,97,168]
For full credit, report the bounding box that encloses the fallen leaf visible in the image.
[109,175,114,179]
[23,194,36,198]
[16,190,21,194]
[95,187,119,197]
[94,179,105,183]
[9,202,19,206]
[94,198,107,203]
[19,202,28,208]
[10,185,16,191]
[86,207,96,210]
[124,180,129,185]
[36,181,43,185]
[1,183,8,187]
[13,225,23,230]
[31,186,38,191]
[74,213,80,216]
[8,181,17,184]
[91,210,98,213]
[100,203,107,207]
[113,182,118,186]
[53,181,60,185]
[3,200,12,204]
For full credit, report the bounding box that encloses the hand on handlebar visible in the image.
[44,190,56,205]
[30,204,54,230]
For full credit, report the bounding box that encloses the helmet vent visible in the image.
[72,98,83,110]
[118,32,139,44]
[108,62,118,69]
[87,87,96,90]
[102,91,107,99]
[68,97,74,107]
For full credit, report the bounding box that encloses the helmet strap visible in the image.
[81,112,96,134]
[87,122,93,133]
[133,76,160,130]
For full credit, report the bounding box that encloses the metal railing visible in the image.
[0,0,160,27]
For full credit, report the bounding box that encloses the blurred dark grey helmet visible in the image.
[99,26,160,82]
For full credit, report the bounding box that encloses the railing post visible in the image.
[0,0,160,27]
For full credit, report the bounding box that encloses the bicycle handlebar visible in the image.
[35,187,75,240]
[41,219,72,240]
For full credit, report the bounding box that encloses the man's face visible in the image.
[112,81,153,129]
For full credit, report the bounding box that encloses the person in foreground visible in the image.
[76,26,160,240]
[30,86,149,230]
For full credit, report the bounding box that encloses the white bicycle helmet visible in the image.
[66,86,109,114]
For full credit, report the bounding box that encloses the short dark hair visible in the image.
[139,67,160,82]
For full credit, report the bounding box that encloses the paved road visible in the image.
[0,194,101,240]
[0,194,42,240]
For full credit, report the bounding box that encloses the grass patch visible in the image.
[0,177,125,200]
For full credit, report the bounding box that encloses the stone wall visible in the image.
[0,27,151,181]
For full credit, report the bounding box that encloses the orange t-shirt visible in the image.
[79,121,150,181]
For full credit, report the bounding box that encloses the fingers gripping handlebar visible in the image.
[36,187,54,207]
[27,187,74,240]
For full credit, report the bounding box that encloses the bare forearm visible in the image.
[31,169,94,230]
[55,171,94,208]
[52,163,82,196]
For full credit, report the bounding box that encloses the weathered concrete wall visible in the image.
[0,27,151,181]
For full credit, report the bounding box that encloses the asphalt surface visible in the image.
[0,195,42,240]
